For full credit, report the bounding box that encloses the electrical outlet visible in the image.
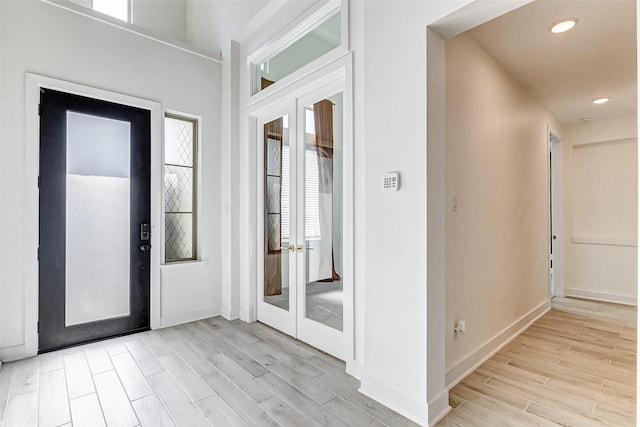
[454,320,466,335]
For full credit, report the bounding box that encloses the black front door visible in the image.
[39,89,151,352]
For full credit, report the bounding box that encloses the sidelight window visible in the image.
[164,114,197,262]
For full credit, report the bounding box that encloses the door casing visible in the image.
[250,57,354,362]
[23,74,162,358]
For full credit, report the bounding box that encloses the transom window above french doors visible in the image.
[248,0,348,97]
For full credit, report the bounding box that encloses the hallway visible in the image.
[439,297,637,426]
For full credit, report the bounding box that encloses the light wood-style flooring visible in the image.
[0,317,416,427]
[438,297,637,426]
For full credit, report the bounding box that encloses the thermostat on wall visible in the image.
[383,172,400,192]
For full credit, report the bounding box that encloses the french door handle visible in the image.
[139,243,151,251]
[295,245,314,252]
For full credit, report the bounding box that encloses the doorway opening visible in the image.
[428,0,637,424]
[550,132,563,297]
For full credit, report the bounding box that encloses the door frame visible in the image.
[254,77,349,360]
[24,73,162,357]
[247,55,354,364]
[549,131,564,297]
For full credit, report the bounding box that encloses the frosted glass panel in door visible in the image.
[65,112,131,326]
[303,93,343,331]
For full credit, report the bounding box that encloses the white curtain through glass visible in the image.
[280,145,321,241]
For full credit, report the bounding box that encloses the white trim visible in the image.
[428,388,451,427]
[0,0,3,361]
[571,236,637,247]
[445,300,550,389]
[42,0,221,63]
[565,289,638,306]
[550,131,564,298]
[24,73,162,357]
[0,345,26,363]
[572,136,637,147]
[248,51,352,114]
[159,306,220,329]
[359,373,428,426]
[159,260,209,273]
[247,0,341,65]
[428,0,533,39]
[346,359,363,379]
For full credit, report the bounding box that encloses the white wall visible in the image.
[132,0,187,42]
[0,0,221,353]
[563,114,638,305]
[67,0,188,44]
[185,0,268,55]
[211,0,270,319]
[444,33,559,385]
[352,1,481,424]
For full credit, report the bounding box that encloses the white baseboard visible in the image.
[220,304,239,321]
[346,359,363,380]
[565,288,637,306]
[445,300,550,388]
[0,344,26,362]
[359,373,428,426]
[428,388,451,426]
[159,306,220,329]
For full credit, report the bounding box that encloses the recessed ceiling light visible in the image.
[549,18,578,34]
[580,117,593,122]
[592,97,610,105]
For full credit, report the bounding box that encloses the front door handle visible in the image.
[139,243,151,251]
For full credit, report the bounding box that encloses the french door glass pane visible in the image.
[264,115,291,310]
[303,93,343,331]
[65,112,131,326]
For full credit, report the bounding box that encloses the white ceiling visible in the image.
[466,0,637,125]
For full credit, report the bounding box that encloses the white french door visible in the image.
[256,80,346,360]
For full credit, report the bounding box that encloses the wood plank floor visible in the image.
[0,317,417,427]
[438,297,637,427]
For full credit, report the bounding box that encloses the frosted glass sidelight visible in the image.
[65,112,131,327]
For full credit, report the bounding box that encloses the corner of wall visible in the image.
[428,388,451,426]
[359,373,428,426]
